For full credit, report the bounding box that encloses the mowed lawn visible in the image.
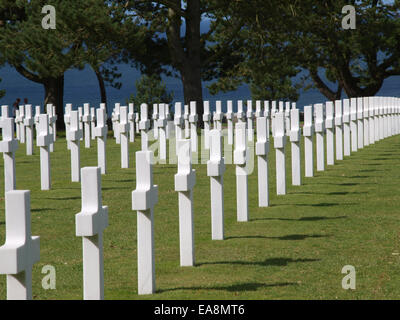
[0,129,400,300]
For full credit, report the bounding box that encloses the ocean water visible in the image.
[0,63,398,115]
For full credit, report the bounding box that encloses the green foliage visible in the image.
[127,74,174,112]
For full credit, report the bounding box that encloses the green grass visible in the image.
[1,130,400,300]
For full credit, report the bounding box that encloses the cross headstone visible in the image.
[64,104,72,150]
[303,106,314,177]
[165,104,172,140]
[236,100,245,123]
[128,103,135,143]
[78,106,84,142]
[175,139,196,266]
[343,99,351,156]
[357,97,364,149]
[264,101,270,118]
[350,98,358,152]
[335,100,343,160]
[289,108,301,185]
[215,101,223,131]
[0,106,18,193]
[234,122,249,221]
[378,97,384,140]
[75,167,108,300]
[255,101,263,118]
[94,107,107,174]
[158,103,167,161]
[314,104,325,171]
[256,116,270,206]
[368,97,375,145]
[246,100,254,141]
[274,112,287,194]
[36,114,52,190]
[207,130,225,240]
[112,103,121,144]
[15,109,21,141]
[83,103,91,148]
[67,110,82,182]
[135,112,140,134]
[0,190,40,300]
[18,105,26,143]
[174,102,184,142]
[132,150,158,294]
[52,105,57,141]
[226,100,234,145]
[119,106,130,168]
[90,107,96,140]
[189,101,198,153]
[363,97,370,146]
[24,105,34,155]
[203,101,211,149]
[46,104,56,152]
[152,104,159,140]
[270,101,277,134]
[184,104,190,138]
[284,102,291,136]
[34,105,41,132]
[325,102,334,165]
[139,103,150,151]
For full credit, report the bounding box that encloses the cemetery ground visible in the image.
[1,131,400,300]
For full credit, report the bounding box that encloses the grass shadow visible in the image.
[43,196,81,201]
[252,216,346,222]
[198,257,320,267]
[158,281,298,294]
[31,208,56,212]
[226,234,329,241]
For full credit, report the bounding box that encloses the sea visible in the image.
[0,63,398,115]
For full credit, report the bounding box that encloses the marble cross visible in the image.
[112,103,121,144]
[175,139,196,266]
[334,100,343,161]
[368,97,375,145]
[174,102,184,142]
[0,190,40,300]
[64,104,72,150]
[236,100,245,123]
[350,98,358,152]
[342,99,351,156]
[303,106,314,177]
[83,103,91,148]
[246,100,254,141]
[357,97,364,149]
[36,114,52,190]
[214,101,223,131]
[128,103,135,142]
[46,104,56,152]
[274,112,287,194]
[234,122,249,221]
[289,108,301,185]
[139,103,150,151]
[363,97,370,146]
[132,150,158,294]
[94,107,108,174]
[75,167,108,300]
[119,106,130,168]
[207,130,225,240]
[256,116,270,206]
[184,104,190,138]
[158,103,167,161]
[152,104,159,140]
[325,102,334,166]
[189,101,198,153]
[67,110,82,182]
[24,105,34,156]
[0,107,18,193]
[226,100,234,145]
[18,105,26,143]
[314,103,325,171]
[203,101,211,149]
[90,107,96,140]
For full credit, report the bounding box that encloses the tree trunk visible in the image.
[44,75,65,130]
[94,66,108,110]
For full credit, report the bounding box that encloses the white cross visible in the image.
[24,105,34,155]
[46,104,56,151]
[207,130,225,240]
[78,106,84,142]
[183,104,190,138]
[203,101,211,150]
[350,98,358,152]
[36,114,52,190]
[289,108,301,186]
[112,103,121,144]
[175,139,196,266]
[189,101,198,153]
[83,103,91,148]
[64,104,72,150]
[325,102,335,166]
[152,104,159,140]
[234,122,249,221]
[135,112,140,133]
[314,103,325,172]
[132,150,158,294]
[215,101,223,131]
[94,107,107,174]
[303,106,314,177]
[119,106,130,168]
[335,100,344,160]
[236,100,245,123]
[139,103,150,151]
[18,105,26,143]
[363,97,370,146]
[273,112,287,195]
[0,108,18,193]
[357,97,364,149]
[75,167,108,300]
[90,107,96,140]
[158,104,167,162]
[174,102,184,142]
[226,100,234,145]
[256,116,270,206]
[128,103,135,142]
[255,100,263,118]
[0,190,40,300]
[368,97,375,145]
[67,111,82,182]
[246,100,254,141]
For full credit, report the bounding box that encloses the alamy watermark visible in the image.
[341,265,356,290]
[41,5,56,30]
[342,5,356,30]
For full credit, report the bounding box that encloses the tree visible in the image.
[128,74,174,113]
[0,0,129,128]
